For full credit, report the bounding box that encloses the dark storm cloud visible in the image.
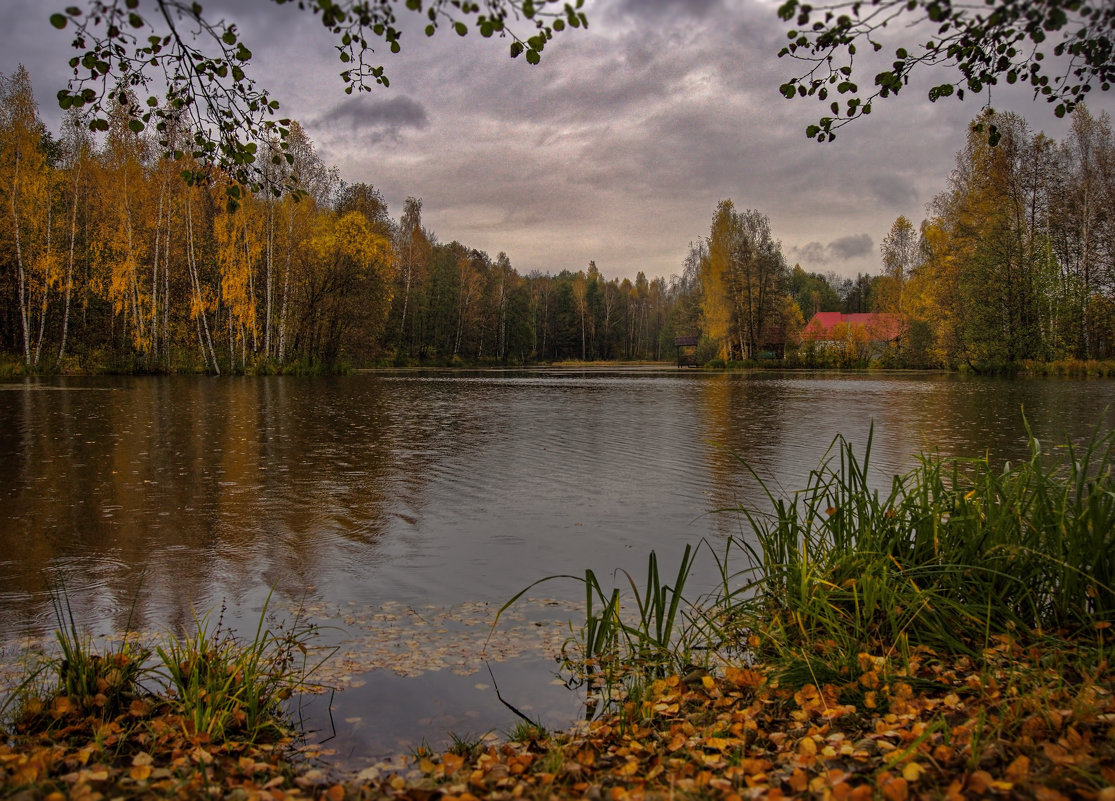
[316,96,429,142]
[829,234,874,260]
[790,234,874,266]
[612,0,723,18]
[793,242,828,264]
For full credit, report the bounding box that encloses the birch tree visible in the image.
[0,67,51,366]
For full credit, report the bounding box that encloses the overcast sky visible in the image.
[3,0,1113,282]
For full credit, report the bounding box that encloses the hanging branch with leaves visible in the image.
[777,0,1115,144]
[50,0,587,208]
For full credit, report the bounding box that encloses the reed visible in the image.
[509,413,1114,706]
[153,595,321,743]
[48,590,151,720]
[1,592,151,733]
[727,417,1115,671]
[3,589,326,749]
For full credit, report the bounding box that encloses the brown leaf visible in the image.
[1033,788,1071,801]
[724,666,762,689]
[440,753,465,775]
[1042,742,1075,765]
[51,696,73,718]
[788,769,808,792]
[881,776,908,801]
[967,770,993,794]
[1005,754,1030,782]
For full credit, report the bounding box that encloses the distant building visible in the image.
[802,314,905,345]
[801,312,904,357]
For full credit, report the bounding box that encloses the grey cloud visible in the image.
[316,96,430,142]
[792,242,828,263]
[611,0,723,19]
[791,235,874,265]
[869,174,920,209]
[829,234,874,260]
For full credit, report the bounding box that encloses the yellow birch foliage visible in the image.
[0,66,52,362]
[701,200,735,360]
[95,105,153,351]
[215,194,264,342]
[307,210,394,307]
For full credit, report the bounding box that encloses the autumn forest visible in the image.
[2,66,1114,374]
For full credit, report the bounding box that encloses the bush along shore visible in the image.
[2,422,1114,800]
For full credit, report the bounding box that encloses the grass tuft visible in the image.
[154,593,324,743]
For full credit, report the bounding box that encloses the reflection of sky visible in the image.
[2,372,1112,646]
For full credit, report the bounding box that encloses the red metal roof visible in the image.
[802,312,904,342]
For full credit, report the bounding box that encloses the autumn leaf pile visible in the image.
[3,629,1112,801]
[383,634,1114,801]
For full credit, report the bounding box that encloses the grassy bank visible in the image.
[3,424,1113,799]
[0,596,334,798]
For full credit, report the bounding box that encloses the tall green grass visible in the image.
[3,592,327,746]
[729,420,1114,669]
[49,591,150,720]
[493,543,710,691]
[517,415,1114,701]
[154,597,318,742]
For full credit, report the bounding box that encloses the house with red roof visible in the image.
[800,312,904,358]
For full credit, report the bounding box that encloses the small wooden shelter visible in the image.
[674,335,699,367]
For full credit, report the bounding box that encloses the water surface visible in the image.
[1,369,1111,765]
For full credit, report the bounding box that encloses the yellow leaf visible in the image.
[616,759,640,776]
[901,762,923,782]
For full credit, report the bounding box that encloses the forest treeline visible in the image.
[2,65,1113,374]
[687,107,1115,369]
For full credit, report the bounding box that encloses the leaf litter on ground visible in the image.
[4,628,1113,800]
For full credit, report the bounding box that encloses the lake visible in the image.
[1,369,1112,770]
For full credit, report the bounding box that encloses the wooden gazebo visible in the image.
[674,335,699,367]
